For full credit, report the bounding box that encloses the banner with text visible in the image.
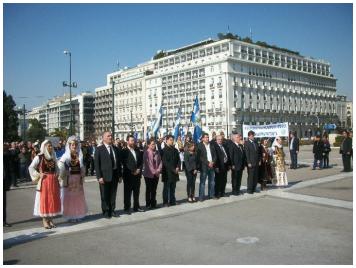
[242,122,289,138]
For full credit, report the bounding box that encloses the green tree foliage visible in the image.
[3,91,19,142]
[217,32,240,40]
[26,119,47,142]
[153,50,167,60]
[50,128,68,140]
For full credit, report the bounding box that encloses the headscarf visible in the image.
[272,136,283,151]
[39,140,56,161]
[60,136,84,167]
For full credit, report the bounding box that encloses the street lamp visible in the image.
[63,50,77,136]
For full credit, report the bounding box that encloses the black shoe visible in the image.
[111,211,120,217]
[169,202,177,206]
[133,207,145,212]
[247,191,253,194]
[123,209,131,215]
[4,222,12,227]
[103,212,111,219]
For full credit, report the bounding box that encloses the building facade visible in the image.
[97,37,339,139]
[336,95,347,128]
[29,92,95,141]
[346,101,352,129]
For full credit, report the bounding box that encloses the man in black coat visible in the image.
[94,131,123,218]
[197,133,217,201]
[289,131,300,169]
[213,135,230,198]
[3,143,12,227]
[340,130,353,172]
[312,135,324,170]
[229,133,246,195]
[244,130,261,194]
[122,135,144,213]
[162,135,180,206]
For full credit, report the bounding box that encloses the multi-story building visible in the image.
[94,64,154,139]
[346,101,352,129]
[29,92,95,141]
[97,37,339,139]
[336,95,347,128]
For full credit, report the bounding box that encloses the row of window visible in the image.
[162,68,205,85]
[154,43,229,70]
[235,46,331,77]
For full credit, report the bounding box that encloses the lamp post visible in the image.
[63,50,77,136]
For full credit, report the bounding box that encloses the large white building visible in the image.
[30,92,95,141]
[95,37,339,139]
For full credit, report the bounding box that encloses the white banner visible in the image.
[242,122,289,138]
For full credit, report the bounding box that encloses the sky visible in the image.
[3,3,353,109]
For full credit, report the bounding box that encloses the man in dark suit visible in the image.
[197,133,217,201]
[122,135,144,213]
[94,131,123,219]
[213,135,230,198]
[340,130,352,172]
[162,135,180,206]
[229,133,246,195]
[289,131,300,169]
[244,130,261,194]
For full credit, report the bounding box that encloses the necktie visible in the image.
[220,145,227,163]
[109,146,115,168]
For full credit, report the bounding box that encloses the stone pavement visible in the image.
[3,147,353,264]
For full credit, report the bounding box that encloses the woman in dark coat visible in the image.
[184,142,198,202]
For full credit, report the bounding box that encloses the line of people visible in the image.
[24,129,291,229]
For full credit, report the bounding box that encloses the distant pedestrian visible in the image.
[340,130,352,172]
[322,135,331,168]
[143,138,162,209]
[28,140,62,229]
[313,135,324,170]
[289,132,299,169]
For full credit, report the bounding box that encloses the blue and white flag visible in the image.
[191,96,202,143]
[152,105,163,138]
[180,126,185,144]
[133,131,138,142]
[173,107,183,141]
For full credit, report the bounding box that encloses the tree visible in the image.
[3,91,19,142]
[153,50,167,60]
[50,128,68,140]
[26,119,47,142]
[241,37,253,43]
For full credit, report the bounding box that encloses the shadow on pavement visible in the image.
[4,231,55,249]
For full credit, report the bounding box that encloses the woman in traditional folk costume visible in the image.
[258,138,274,190]
[272,136,288,187]
[58,136,88,222]
[29,140,61,229]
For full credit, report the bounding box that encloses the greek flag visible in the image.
[173,107,183,141]
[152,105,163,138]
[191,96,202,143]
[180,126,185,143]
[133,131,138,142]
